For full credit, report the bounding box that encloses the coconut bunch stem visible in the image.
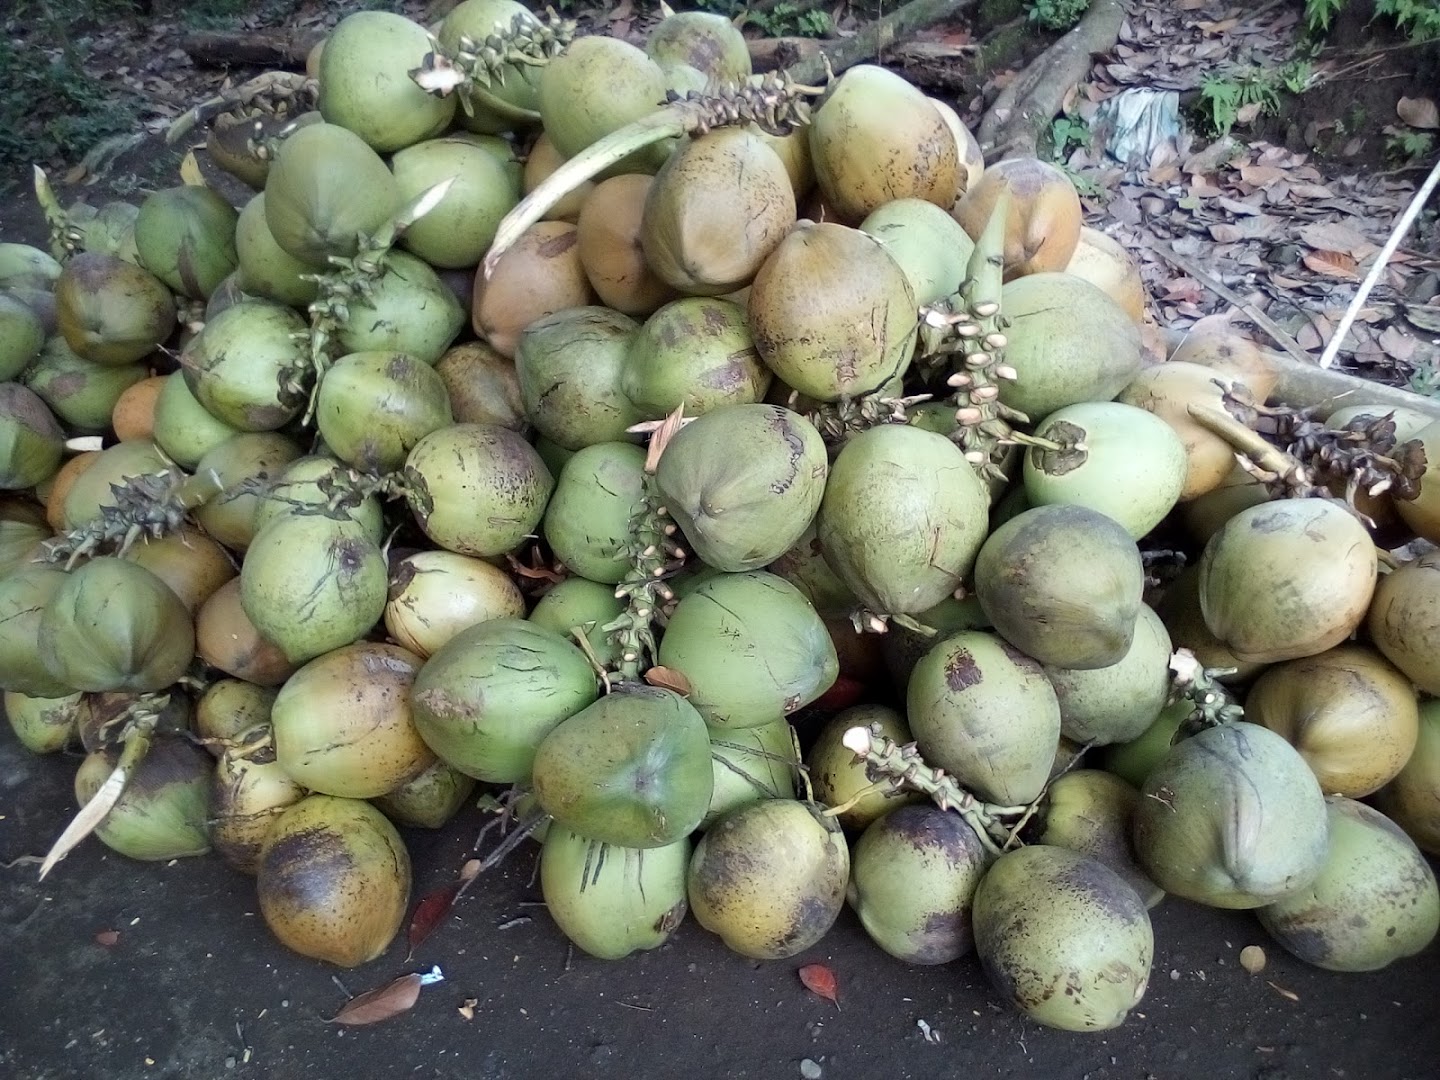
[802,391,933,447]
[40,468,223,569]
[166,70,317,145]
[603,408,691,685]
[409,5,576,122]
[840,723,1030,857]
[300,178,455,424]
[1167,648,1245,732]
[917,193,1041,484]
[32,166,84,262]
[481,68,830,280]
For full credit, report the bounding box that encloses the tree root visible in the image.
[976,0,1126,160]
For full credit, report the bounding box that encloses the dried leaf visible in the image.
[179,151,205,186]
[643,666,692,695]
[1378,325,1416,363]
[328,973,423,1026]
[798,964,840,1010]
[458,998,478,1021]
[1302,249,1359,280]
[94,930,120,947]
[1266,981,1300,1003]
[406,860,480,958]
[1397,97,1439,130]
[40,754,132,880]
[1297,222,1378,259]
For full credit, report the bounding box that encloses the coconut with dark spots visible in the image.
[403,423,554,558]
[641,128,796,297]
[58,438,170,532]
[122,525,235,614]
[1373,699,1440,855]
[473,221,595,359]
[256,795,411,967]
[21,335,147,434]
[1257,797,1438,972]
[409,617,598,784]
[808,65,960,223]
[817,424,990,617]
[372,758,478,830]
[180,300,311,432]
[250,455,385,546]
[191,431,304,552]
[880,594,993,693]
[240,515,388,666]
[433,341,528,432]
[330,251,467,367]
[655,404,826,572]
[656,571,838,730]
[541,825,691,960]
[974,504,1144,670]
[382,549,525,660]
[532,686,713,849]
[210,725,307,875]
[1036,770,1164,909]
[747,221,917,402]
[645,8,751,85]
[37,558,195,694]
[193,678,279,751]
[133,184,239,300]
[623,298,771,419]
[973,845,1153,1031]
[807,705,920,831]
[271,642,433,799]
[906,630,1061,806]
[849,803,992,965]
[1198,497,1377,664]
[2,689,84,754]
[1,381,66,492]
[1245,644,1418,798]
[315,351,454,473]
[1367,550,1440,696]
[543,441,648,584]
[514,306,642,451]
[54,252,176,367]
[703,718,798,829]
[1132,722,1328,909]
[73,736,213,863]
[1043,603,1174,747]
[687,799,849,960]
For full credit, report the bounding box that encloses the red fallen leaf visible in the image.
[327,973,423,1026]
[406,860,482,959]
[94,930,120,947]
[644,666,692,695]
[798,963,840,1011]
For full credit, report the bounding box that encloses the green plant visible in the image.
[1306,0,1440,40]
[1047,115,1091,160]
[1026,0,1088,31]
[1406,359,1440,399]
[1194,69,1283,137]
[1385,128,1436,166]
[697,0,832,38]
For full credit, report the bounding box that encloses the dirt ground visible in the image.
[1,726,1436,1080]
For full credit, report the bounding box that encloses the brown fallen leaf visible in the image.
[458,998,478,1021]
[328,973,423,1026]
[1378,325,1416,363]
[643,666,692,695]
[798,963,840,1011]
[94,930,120,947]
[1397,96,1439,130]
[1302,249,1359,280]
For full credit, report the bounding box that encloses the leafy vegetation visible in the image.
[1025,0,1088,32]
[1386,128,1436,166]
[1305,0,1440,40]
[694,0,831,37]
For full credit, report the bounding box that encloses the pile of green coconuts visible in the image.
[3,0,1439,1034]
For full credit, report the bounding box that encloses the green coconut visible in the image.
[514,306,643,449]
[622,297,771,419]
[859,197,975,306]
[234,193,321,309]
[179,300,310,431]
[54,252,175,367]
[543,441,647,583]
[134,185,239,299]
[392,137,518,269]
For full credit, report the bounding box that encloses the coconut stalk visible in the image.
[166,69,317,145]
[480,69,830,279]
[410,6,576,127]
[840,723,1030,857]
[602,406,691,685]
[41,468,223,569]
[300,178,455,424]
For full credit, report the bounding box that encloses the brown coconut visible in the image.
[641,128,797,296]
[575,174,677,316]
[930,97,984,204]
[522,132,596,223]
[952,158,1082,280]
[472,220,595,358]
[1065,226,1146,325]
[1168,314,1278,402]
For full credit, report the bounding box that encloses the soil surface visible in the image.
[2,728,1437,1080]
